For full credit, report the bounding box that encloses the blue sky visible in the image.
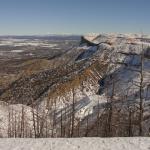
[0,0,149,35]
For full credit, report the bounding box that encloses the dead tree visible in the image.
[71,88,75,137]
[138,42,144,136]
[96,100,100,136]
[85,112,89,137]
[8,109,11,138]
[14,110,17,138]
[60,108,63,137]
[31,104,37,138]
[20,105,25,138]
[107,80,115,137]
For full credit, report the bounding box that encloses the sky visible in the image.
[0,0,149,35]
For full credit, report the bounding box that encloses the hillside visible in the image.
[0,34,149,137]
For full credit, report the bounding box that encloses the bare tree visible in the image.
[71,88,75,137]
[138,41,144,136]
[20,105,25,138]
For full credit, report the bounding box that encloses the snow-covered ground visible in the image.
[0,138,149,150]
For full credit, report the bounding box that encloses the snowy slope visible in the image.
[0,33,149,137]
[37,33,150,137]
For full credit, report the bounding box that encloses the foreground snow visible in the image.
[0,138,150,150]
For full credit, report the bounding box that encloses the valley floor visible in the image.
[0,138,150,150]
